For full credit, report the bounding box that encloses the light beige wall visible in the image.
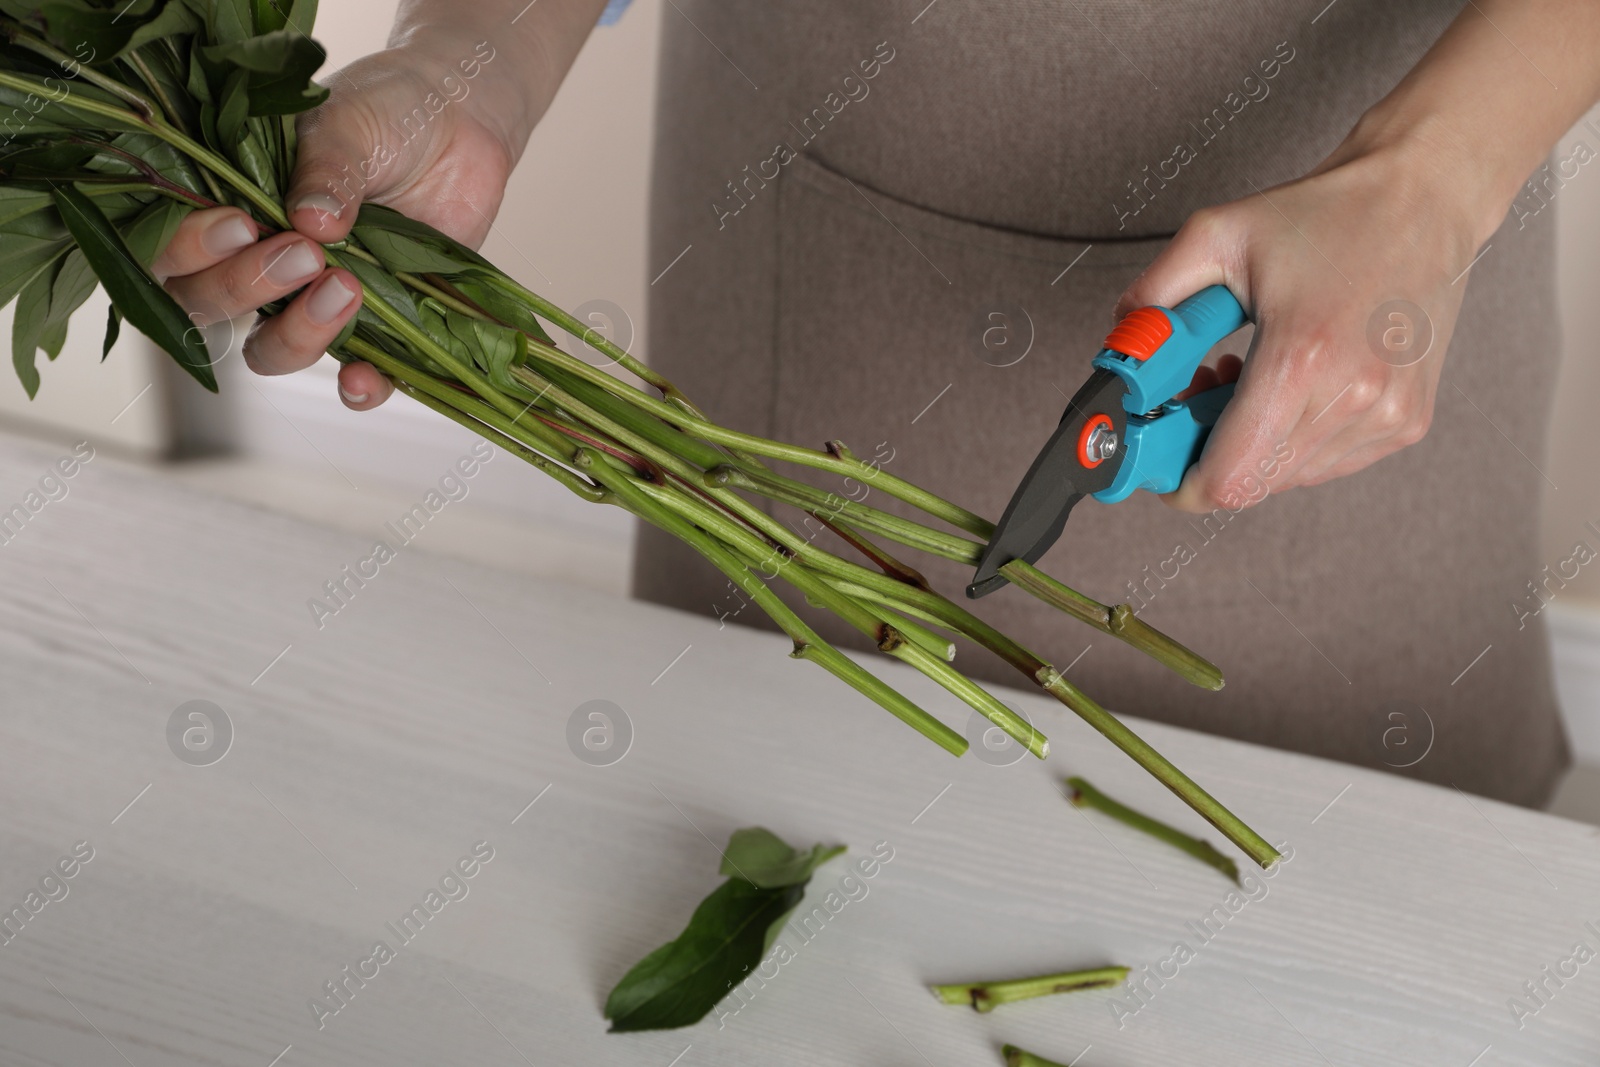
[315,0,660,351]
[1545,106,1600,605]
[0,290,174,457]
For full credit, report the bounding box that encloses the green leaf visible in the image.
[119,197,189,270]
[0,234,70,307]
[232,126,279,198]
[603,827,843,1032]
[206,0,254,45]
[604,877,805,1032]
[0,139,102,179]
[442,303,521,390]
[353,202,495,271]
[11,256,56,397]
[352,225,468,276]
[284,0,318,34]
[0,188,54,228]
[720,827,845,889]
[101,301,120,359]
[3,0,159,63]
[248,0,319,35]
[49,181,215,391]
[202,30,328,115]
[185,32,214,106]
[0,203,68,241]
[8,4,193,71]
[215,66,249,150]
[449,276,554,345]
[113,1,203,59]
[109,131,208,197]
[39,246,98,351]
[343,251,420,326]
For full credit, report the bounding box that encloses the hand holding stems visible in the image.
[156,0,608,409]
[1132,0,1600,513]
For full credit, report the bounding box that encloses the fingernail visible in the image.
[291,192,345,222]
[264,241,322,287]
[339,385,370,405]
[201,215,255,257]
[306,273,357,324]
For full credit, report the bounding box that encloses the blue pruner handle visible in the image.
[1088,285,1249,503]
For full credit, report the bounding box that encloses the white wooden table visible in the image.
[0,433,1596,1067]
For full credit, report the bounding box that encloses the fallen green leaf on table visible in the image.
[1002,1044,1071,1067]
[604,827,844,1032]
[1066,775,1242,885]
[930,965,1129,1012]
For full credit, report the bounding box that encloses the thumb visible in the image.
[1114,208,1246,320]
[283,95,375,242]
[283,61,436,243]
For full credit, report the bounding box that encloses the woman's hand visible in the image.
[154,39,518,411]
[152,0,612,409]
[1122,0,1600,513]
[1117,132,1480,513]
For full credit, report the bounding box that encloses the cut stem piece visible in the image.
[1002,1046,1071,1067]
[1066,775,1240,885]
[930,966,1130,1012]
[1037,668,1281,869]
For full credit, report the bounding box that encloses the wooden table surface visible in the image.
[0,433,1596,1067]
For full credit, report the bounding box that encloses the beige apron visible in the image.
[633,1,1568,806]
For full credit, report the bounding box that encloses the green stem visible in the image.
[488,273,703,415]
[1066,776,1240,885]
[4,30,158,117]
[515,363,729,472]
[1039,668,1280,868]
[0,69,147,128]
[1002,1046,1072,1067]
[930,966,1130,1011]
[1001,560,1224,690]
[512,333,989,537]
[124,51,182,127]
[708,464,982,562]
[392,378,610,504]
[598,466,967,757]
[635,479,1046,758]
[344,338,589,480]
[873,605,955,662]
[142,114,287,224]
[806,567,1276,866]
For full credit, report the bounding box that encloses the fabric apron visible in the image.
[632,1,1568,806]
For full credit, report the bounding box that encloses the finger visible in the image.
[284,81,392,243]
[1164,325,1317,514]
[1173,364,1219,402]
[1298,438,1406,486]
[337,360,393,410]
[1172,352,1243,402]
[1293,390,1431,486]
[165,232,326,325]
[152,207,259,283]
[241,269,362,376]
[1115,207,1246,319]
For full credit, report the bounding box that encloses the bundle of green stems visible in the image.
[0,9,1277,868]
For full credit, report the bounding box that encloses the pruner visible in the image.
[968,285,1248,599]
